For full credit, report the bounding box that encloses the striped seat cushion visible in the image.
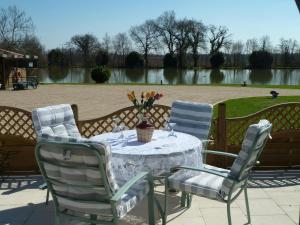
[168,164,231,201]
[39,139,119,193]
[228,120,272,181]
[55,177,149,219]
[38,139,149,218]
[32,104,81,140]
[116,178,149,218]
[170,100,213,140]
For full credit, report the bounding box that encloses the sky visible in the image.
[1,0,299,50]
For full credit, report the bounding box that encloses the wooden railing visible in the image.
[0,102,299,175]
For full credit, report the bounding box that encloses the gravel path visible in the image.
[1,84,299,119]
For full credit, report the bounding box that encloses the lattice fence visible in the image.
[0,106,36,142]
[226,103,300,146]
[78,104,171,138]
[0,102,299,174]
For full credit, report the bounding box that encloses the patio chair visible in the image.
[32,104,81,140]
[169,100,213,142]
[35,138,155,225]
[164,120,272,225]
[169,100,213,158]
[32,104,82,204]
[168,101,213,207]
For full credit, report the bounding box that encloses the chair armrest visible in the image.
[111,172,150,202]
[202,150,238,158]
[173,166,236,181]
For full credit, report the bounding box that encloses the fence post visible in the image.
[217,102,227,167]
[71,104,79,127]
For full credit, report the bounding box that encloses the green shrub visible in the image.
[125,51,144,68]
[163,53,177,68]
[249,50,273,69]
[91,66,111,83]
[210,52,225,68]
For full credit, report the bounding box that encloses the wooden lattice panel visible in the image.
[78,104,171,138]
[226,103,300,146]
[0,106,36,142]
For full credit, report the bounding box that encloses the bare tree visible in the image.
[245,38,259,54]
[188,20,207,67]
[70,33,100,67]
[173,19,193,68]
[130,20,159,67]
[259,35,273,52]
[154,11,177,55]
[113,32,131,56]
[208,25,231,54]
[279,38,298,66]
[0,5,34,49]
[112,32,131,66]
[231,41,244,67]
[102,33,112,53]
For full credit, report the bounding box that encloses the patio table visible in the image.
[90,129,203,179]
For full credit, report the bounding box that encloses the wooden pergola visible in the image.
[0,48,38,90]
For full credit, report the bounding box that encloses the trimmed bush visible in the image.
[210,52,225,68]
[95,50,109,66]
[163,53,177,68]
[91,66,111,83]
[249,50,273,69]
[125,51,144,68]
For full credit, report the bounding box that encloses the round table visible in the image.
[90,130,203,179]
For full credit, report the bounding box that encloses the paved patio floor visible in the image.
[0,170,299,225]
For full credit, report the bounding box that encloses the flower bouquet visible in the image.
[127,91,163,142]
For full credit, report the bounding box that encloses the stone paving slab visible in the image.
[0,175,299,225]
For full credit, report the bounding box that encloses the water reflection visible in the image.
[48,67,69,81]
[210,70,224,84]
[163,69,177,84]
[37,68,300,85]
[192,70,199,84]
[249,69,272,84]
[125,68,145,82]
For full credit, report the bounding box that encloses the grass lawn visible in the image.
[213,95,300,118]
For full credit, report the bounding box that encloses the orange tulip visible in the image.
[131,91,135,98]
[146,92,150,99]
[150,91,156,97]
[127,93,134,101]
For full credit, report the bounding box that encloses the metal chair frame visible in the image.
[35,141,155,225]
[163,124,272,225]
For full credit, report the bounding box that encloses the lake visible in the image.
[35,68,300,85]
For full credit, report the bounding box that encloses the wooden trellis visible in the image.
[0,102,299,174]
[78,104,171,138]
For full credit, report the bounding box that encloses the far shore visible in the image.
[1,84,299,120]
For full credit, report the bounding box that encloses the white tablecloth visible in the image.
[91,130,203,179]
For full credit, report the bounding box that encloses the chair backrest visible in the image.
[229,119,272,181]
[32,104,81,140]
[170,100,213,140]
[35,139,119,219]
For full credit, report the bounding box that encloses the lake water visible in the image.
[35,68,300,85]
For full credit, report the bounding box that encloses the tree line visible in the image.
[1,6,300,69]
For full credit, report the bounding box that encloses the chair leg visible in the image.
[187,194,193,208]
[244,187,251,224]
[162,182,168,225]
[180,191,187,207]
[148,183,155,225]
[46,188,50,205]
[227,201,232,225]
[90,214,97,225]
